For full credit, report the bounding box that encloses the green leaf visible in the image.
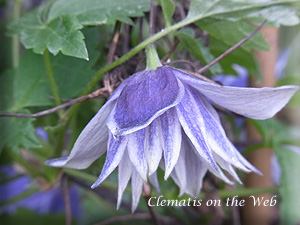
[275,145,300,225]
[10,0,150,59]
[10,10,88,60]
[215,5,300,27]
[176,28,222,74]
[209,36,258,75]
[158,0,175,28]
[0,72,40,153]
[196,18,269,52]
[48,0,150,26]
[247,118,294,146]
[186,0,299,20]
[12,28,101,110]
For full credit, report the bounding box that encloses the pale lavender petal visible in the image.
[91,133,128,189]
[213,153,242,184]
[160,108,182,179]
[171,136,187,196]
[149,172,161,195]
[173,68,299,120]
[117,150,132,209]
[193,92,250,172]
[131,168,144,212]
[145,119,163,175]
[184,141,207,197]
[175,88,230,182]
[234,150,262,175]
[107,67,185,136]
[45,97,117,169]
[127,129,148,181]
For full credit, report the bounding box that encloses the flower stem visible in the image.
[146,45,162,70]
[12,0,22,68]
[44,50,62,107]
[0,188,39,207]
[217,186,279,199]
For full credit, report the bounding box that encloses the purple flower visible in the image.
[45,66,298,212]
[0,165,81,217]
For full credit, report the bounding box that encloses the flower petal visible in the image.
[174,68,299,119]
[193,92,250,172]
[175,88,229,182]
[185,144,207,197]
[213,153,242,184]
[45,97,117,169]
[91,133,128,189]
[149,172,161,195]
[171,136,187,196]
[131,168,144,212]
[107,67,185,136]
[117,150,132,209]
[145,118,163,175]
[127,129,148,181]
[160,108,182,179]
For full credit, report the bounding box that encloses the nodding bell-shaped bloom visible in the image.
[45,53,299,212]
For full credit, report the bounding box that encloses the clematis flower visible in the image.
[45,47,299,212]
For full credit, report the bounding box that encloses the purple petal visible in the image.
[145,119,163,175]
[173,68,299,120]
[175,88,225,178]
[184,141,207,197]
[127,129,148,180]
[45,97,118,169]
[193,92,250,171]
[131,168,144,212]
[213,153,242,184]
[171,137,187,196]
[107,67,185,136]
[149,172,161,195]
[160,108,182,179]
[91,133,128,189]
[117,150,132,209]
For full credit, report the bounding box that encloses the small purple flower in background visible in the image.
[0,165,81,217]
[213,64,249,88]
[45,60,298,211]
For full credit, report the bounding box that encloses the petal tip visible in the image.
[44,157,68,167]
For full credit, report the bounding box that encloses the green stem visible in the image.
[12,0,22,68]
[63,169,131,192]
[0,188,39,207]
[146,45,162,70]
[63,17,200,121]
[9,151,41,177]
[44,50,62,106]
[217,186,279,199]
[80,17,197,96]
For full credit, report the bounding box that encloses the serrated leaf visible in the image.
[10,10,88,60]
[158,0,175,28]
[12,28,101,110]
[275,145,300,225]
[196,18,269,52]
[176,28,222,74]
[48,0,150,26]
[10,0,150,59]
